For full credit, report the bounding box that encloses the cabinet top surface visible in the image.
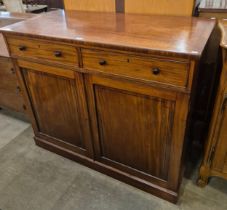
[0,12,36,20]
[0,12,35,57]
[0,10,215,58]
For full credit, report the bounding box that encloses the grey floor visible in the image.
[0,109,227,210]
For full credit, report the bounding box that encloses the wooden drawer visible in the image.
[0,89,24,112]
[7,36,79,66]
[82,49,190,88]
[0,57,24,112]
[0,57,17,91]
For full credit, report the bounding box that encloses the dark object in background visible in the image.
[46,0,63,9]
[186,24,222,176]
[198,19,227,187]
[23,0,64,9]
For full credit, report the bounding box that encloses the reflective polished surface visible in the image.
[0,10,215,58]
[0,12,35,57]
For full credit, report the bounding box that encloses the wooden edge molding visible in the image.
[219,20,227,49]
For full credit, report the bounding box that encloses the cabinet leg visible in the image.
[197,176,209,187]
[197,165,210,187]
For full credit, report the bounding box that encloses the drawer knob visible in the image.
[22,104,27,110]
[152,67,160,75]
[54,51,62,57]
[19,45,27,51]
[11,68,15,74]
[99,60,107,66]
[16,86,21,94]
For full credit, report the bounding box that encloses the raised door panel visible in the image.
[95,85,174,180]
[21,68,91,156]
[85,75,187,189]
[212,99,227,174]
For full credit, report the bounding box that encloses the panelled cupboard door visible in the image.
[20,67,92,157]
[212,99,227,174]
[85,75,189,189]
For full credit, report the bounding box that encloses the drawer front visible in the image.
[0,57,24,112]
[0,88,24,112]
[0,57,17,91]
[82,49,189,88]
[7,36,79,66]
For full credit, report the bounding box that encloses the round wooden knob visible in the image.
[19,45,27,51]
[152,67,160,75]
[99,60,107,66]
[54,51,62,57]
[22,104,27,110]
[11,68,15,74]
[16,86,21,94]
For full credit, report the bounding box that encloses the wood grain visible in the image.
[0,12,35,57]
[64,0,115,12]
[92,81,174,181]
[17,60,75,79]
[82,48,190,88]
[0,10,216,58]
[23,70,82,147]
[7,36,79,66]
[84,74,179,188]
[21,67,93,156]
[125,0,195,16]
[0,10,215,203]
[0,56,24,112]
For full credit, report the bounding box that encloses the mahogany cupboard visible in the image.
[0,10,215,203]
[198,20,227,186]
